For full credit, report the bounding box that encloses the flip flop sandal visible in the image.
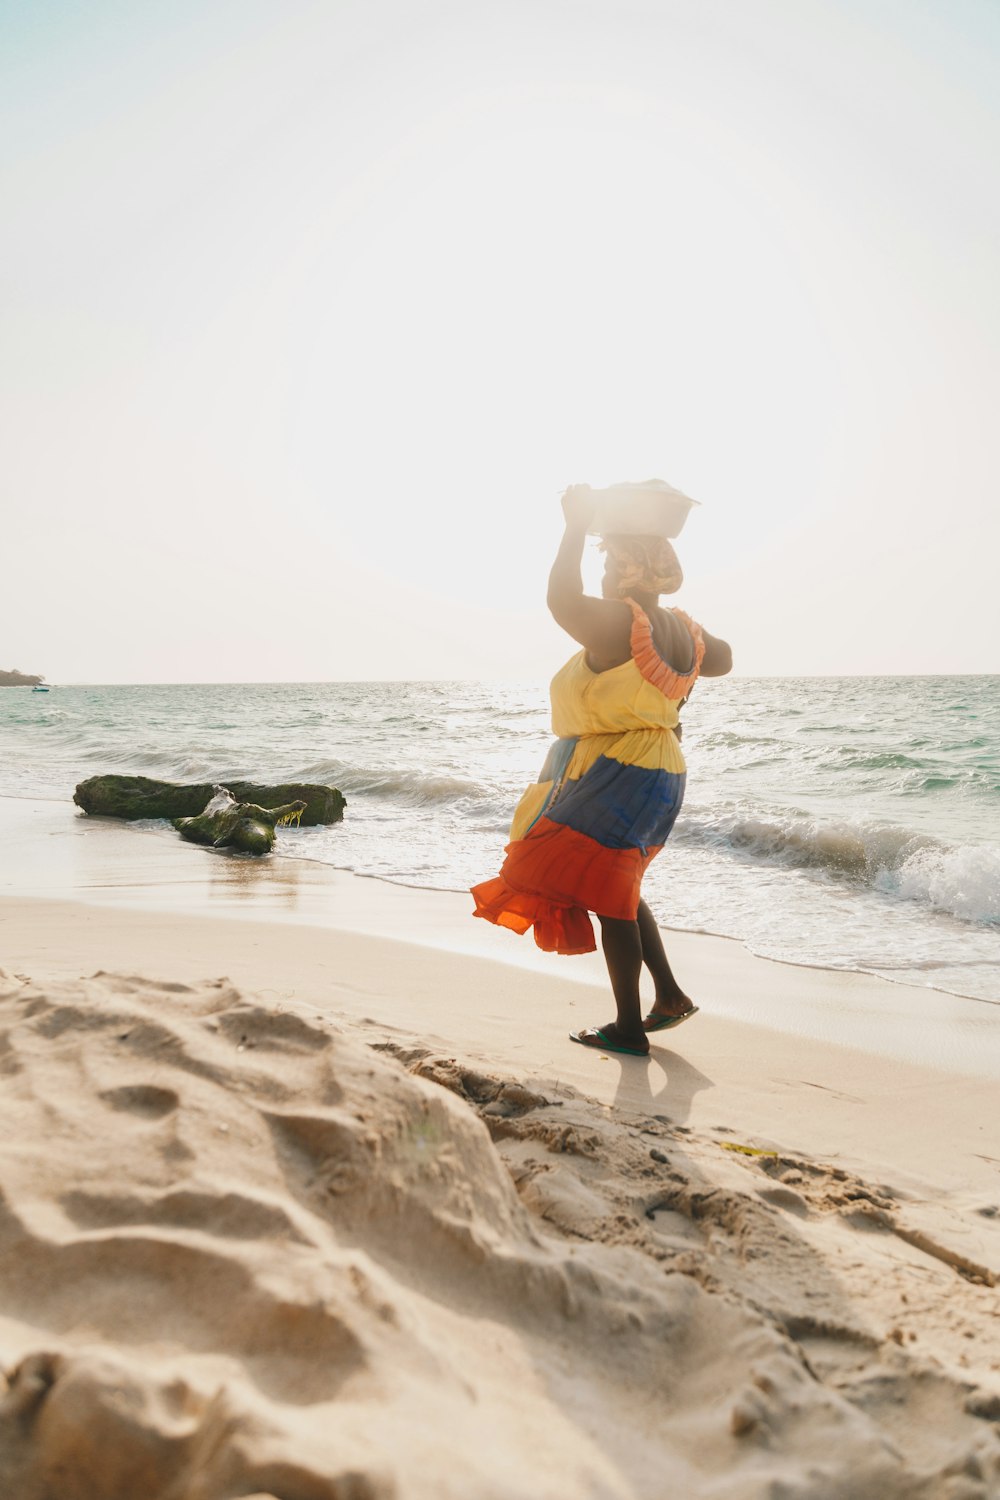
[569,1026,650,1058]
[643,1006,699,1032]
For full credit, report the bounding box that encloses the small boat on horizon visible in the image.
[32,684,50,693]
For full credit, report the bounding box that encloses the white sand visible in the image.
[1,797,999,1498]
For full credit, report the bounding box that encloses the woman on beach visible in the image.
[471,486,732,1057]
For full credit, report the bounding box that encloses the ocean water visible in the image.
[2,676,998,1002]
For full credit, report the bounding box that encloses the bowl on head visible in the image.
[586,480,699,540]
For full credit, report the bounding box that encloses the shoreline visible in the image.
[4,788,998,1007]
[3,794,1000,1180]
[2,793,998,1078]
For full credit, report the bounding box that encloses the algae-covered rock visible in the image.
[74,775,344,827]
[173,789,308,856]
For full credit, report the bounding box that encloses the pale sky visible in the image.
[2,0,998,682]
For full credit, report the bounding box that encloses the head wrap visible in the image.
[599,534,683,596]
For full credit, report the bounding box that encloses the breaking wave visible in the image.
[676,804,1000,926]
[297,760,491,808]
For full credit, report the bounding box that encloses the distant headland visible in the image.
[0,668,45,687]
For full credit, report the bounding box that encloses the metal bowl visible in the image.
[586,479,700,539]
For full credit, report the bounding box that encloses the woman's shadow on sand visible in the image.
[604,1045,713,1127]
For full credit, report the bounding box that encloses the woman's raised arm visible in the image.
[546,488,632,660]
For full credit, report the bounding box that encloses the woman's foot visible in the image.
[569,1022,650,1057]
[642,999,699,1032]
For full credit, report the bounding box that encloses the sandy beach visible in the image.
[1,795,999,1498]
[7,0,1000,1493]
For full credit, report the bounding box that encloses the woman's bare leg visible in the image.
[636,899,695,1023]
[594,914,649,1051]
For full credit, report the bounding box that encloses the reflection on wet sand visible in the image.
[205,845,304,909]
[3,800,309,920]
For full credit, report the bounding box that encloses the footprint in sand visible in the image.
[97,1084,179,1119]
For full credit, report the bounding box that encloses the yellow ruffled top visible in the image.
[508,603,704,842]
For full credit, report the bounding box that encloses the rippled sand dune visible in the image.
[1,969,998,1499]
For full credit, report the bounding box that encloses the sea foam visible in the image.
[886,843,1000,925]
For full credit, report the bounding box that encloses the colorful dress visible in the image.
[472,600,705,954]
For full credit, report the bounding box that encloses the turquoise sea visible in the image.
[2,676,998,1002]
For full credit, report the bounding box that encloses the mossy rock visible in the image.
[74,775,344,827]
[173,795,307,856]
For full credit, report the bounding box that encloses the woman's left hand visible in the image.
[561,484,595,530]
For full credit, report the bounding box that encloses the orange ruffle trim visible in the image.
[626,600,705,699]
[471,875,597,954]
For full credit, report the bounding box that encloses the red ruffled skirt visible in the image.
[471,815,662,955]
